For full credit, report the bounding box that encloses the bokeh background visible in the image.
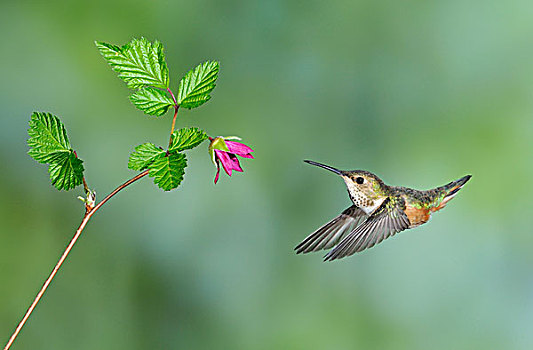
[1,0,533,349]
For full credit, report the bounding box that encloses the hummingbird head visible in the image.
[304,160,388,214]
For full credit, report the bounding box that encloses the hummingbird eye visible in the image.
[355,177,364,184]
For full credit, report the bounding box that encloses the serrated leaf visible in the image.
[96,37,169,89]
[169,127,208,152]
[128,143,166,171]
[148,151,187,191]
[28,112,71,163]
[177,61,219,109]
[28,112,85,191]
[48,151,84,191]
[130,87,175,116]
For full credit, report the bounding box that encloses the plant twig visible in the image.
[167,88,179,148]
[3,169,149,350]
[82,177,90,195]
[73,151,90,194]
[168,107,179,148]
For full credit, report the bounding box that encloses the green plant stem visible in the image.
[3,169,149,350]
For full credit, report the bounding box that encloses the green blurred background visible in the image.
[1,0,533,349]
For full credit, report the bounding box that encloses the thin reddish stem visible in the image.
[167,88,177,105]
[82,177,90,195]
[168,106,179,148]
[73,151,90,194]
[3,170,149,350]
[167,88,179,148]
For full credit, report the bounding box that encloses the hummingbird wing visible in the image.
[324,198,410,261]
[294,205,368,254]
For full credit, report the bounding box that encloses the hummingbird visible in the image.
[295,160,471,261]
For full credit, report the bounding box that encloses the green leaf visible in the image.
[96,37,169,89]
[48,152,84,191]
[148,151,187,191]
[28,112,71,163]
[130,87,175,116]
[27,112,85,191]
[176,61,219,109]
[169,127,208,152]
[128,143,165,171]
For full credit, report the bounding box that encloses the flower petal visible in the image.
[238,153,254,159]
[225,141,254,156]
[229,154,243,172]
[216,150,234,176]
[214,162,221,184]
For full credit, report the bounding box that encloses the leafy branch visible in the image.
[4,37,252,350]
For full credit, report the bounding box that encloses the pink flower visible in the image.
[209,136,254,184]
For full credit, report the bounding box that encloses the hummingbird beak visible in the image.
[304,160,344,176]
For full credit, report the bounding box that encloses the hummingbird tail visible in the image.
[431,175,472,211]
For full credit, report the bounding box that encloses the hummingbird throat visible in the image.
[342,177,385,215]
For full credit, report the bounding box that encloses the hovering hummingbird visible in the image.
[295,160,471,261]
